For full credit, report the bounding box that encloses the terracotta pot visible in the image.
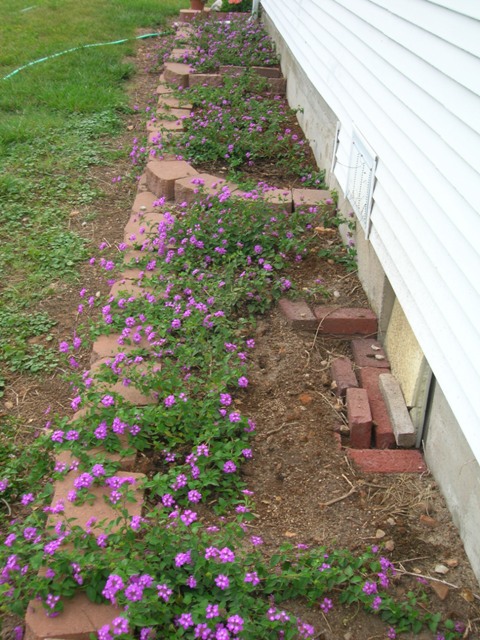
[190,0,205,10]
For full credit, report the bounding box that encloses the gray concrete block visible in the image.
[379,373,416,447]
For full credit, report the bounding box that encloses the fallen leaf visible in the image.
[299,393,313,405]
[430,581,449,601]
[445,558,458,568]
[371,345,381,351]
[284,531,297,538]
[460,588,474,603]
[375,529,386,539]
[419,514,440,528]
[384,540,395,551]
[374,354,385,360]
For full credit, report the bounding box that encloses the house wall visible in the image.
[261,0,480,583]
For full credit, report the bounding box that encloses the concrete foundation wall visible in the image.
[424,381,480,584]
[263,10,480,586]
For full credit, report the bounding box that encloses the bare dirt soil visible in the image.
[1,23,479,640]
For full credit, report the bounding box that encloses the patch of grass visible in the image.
[0,0,185,375]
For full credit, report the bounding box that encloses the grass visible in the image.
[0,0,185,374]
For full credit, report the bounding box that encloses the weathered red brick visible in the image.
[347,449,427,474]
[278,298,317,330]
[346,387,372,449]
[313,307,378,336]
[358,367,395,449]
[351,338,390,368]
[330,356,358,397]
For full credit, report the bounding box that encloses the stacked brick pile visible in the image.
[278,298,426,474]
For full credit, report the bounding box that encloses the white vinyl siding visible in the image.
[262,0,480,460]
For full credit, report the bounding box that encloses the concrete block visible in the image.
[351,338,390,368]
[346,387,372,449]
[145,159,198,200]
[358,367,395,449]
[347,449,427,474]
[313,307,378,336]
[379,373,416,447]
[278,298,317,330]
[174,173,238,205]
[330,357,358,397]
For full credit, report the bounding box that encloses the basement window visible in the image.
[346,129,377,237]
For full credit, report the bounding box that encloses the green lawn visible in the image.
[0,0,185,376]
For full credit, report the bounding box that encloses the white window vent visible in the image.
[346,129,377,237]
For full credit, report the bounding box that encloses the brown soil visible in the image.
[1,22,479,640]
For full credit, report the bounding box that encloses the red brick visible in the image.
[347,449,427,474]
[25,592,119,640]
[163,62,191,87]
[188,73,224,88]
[313,307,377,336]
[145,159,198,200]
[278,298,317,330]
[174,173,238,205]
[346,387,372,448]
[351,338,390,368]
[358,367,396,449]
[330,356,358,397]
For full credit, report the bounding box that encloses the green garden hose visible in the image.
[2,31,169,81]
